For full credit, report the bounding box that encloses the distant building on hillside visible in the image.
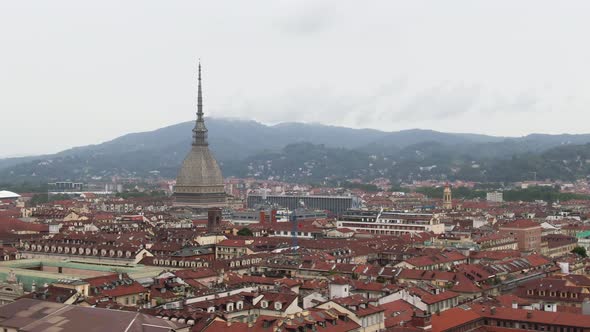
[486,191,503,203]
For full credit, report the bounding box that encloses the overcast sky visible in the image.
[2,1,590,157]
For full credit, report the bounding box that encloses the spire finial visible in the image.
[197,59,203,120]
[192,60,208,146]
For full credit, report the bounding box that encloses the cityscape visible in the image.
[2,2,590,332]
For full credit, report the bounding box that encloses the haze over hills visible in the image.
[2,118,590,184]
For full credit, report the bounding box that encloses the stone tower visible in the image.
[443,183,452,210]
[173,62,227,209]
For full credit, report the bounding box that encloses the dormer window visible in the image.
[261,300,268,308]
[227,303,234,311]
[274,302,282,310]
[237,301,244,310]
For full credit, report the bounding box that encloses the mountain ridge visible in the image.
[3,118,590,183]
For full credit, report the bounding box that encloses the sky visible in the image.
[1,0,590,157]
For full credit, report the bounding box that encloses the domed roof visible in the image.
[175,146,223,187]
[0,190,20,199]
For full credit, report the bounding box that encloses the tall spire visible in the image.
[192,60,208,146]
[197,60,203,121]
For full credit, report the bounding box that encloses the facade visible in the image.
[215,239,254,260]
[540,234,578,258]
[247,194,360,216]
[486,191,503,202]
[48,182,84,192]
[499,219,542,252]
[173,63,227,209]
[337,210,444,235]
[475,234,518,251]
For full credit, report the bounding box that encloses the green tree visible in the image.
[571,246,588,258]
[237,228,253,236]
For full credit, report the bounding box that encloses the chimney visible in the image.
[490,307,496,315]
[271,209,277,223]
[410,311,431,330]
[527,312,532,319]
[512,301,518,309]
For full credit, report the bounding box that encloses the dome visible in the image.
[175,146,224,188]
[0,190,20,199]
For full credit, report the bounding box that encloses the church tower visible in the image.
[173,62,227,209]
[443,183,452,210]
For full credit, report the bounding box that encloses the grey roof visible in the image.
[0,298,188,332]
[175,145,224,188]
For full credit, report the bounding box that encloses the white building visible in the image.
[337,210,444,235]
[486,191,503,203]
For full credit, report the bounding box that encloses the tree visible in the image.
[571,246,588,258]
[237,228,253,237]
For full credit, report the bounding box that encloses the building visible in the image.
[443,184,452,210]
[48,182,84,192]
[475,233,518,251]
[499,219,542,252]
[247,194,360,216]
[338,210,444,235]
[432,304,590,332]
[486,191,503,202]
[215,239,254,260]
[0,298,188,331]
[173,63,227,209]
[540,234,578,258]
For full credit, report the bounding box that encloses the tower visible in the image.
[173,62,227,209]
[443,183,452,210]
[207,207,223,233]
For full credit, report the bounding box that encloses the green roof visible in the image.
[0,259,171,291]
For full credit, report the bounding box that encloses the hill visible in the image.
[2,118,590,184]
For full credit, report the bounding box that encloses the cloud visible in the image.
[273,0,335,36]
